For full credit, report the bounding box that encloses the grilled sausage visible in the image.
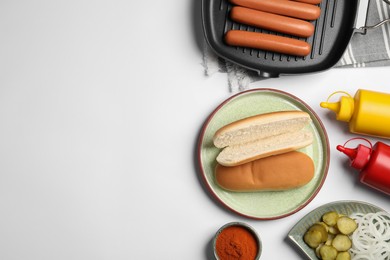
[230,6,314,38]
[291,0,322,5]
[229,0,321,20]
[225,30,311,56]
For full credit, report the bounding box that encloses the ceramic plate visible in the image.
[287,200,388,259]
[197,88,330,220]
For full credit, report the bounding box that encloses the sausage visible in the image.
[215,151,315,192]
[225,30,311,56]
[230,6,314,38]
[229,0,321,20]
[290,0,322,5]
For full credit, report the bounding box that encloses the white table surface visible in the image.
[0,1,389,259]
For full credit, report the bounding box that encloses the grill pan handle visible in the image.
[355,0,390,34]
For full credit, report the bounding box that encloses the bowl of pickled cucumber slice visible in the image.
[287,200,390,260]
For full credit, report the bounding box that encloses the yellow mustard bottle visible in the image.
[320,89,390,139]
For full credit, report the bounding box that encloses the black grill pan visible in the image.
[202,0,370,77]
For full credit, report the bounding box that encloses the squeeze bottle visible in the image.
[320,89,390,139]
[336,138,390,195]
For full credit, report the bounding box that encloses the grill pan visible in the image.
[202,0,379,77]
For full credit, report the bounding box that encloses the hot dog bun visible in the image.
[213,111,313,166]
[215,151,315,191]
[216,128,312,166]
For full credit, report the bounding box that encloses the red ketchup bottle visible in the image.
[337,138,390,195]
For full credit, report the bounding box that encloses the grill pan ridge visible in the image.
[202,0,360,77]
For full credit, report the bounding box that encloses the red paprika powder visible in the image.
[215,224,259,260]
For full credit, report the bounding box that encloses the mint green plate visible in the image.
[287,200,387,259]
[198,88,330,220]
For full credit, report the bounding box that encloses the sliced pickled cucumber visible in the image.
[336,216,357,235]
[303,211,357,259]
[322,211,339,227]
[304,229,323,248]
[309,223,328,243]
[332,234,352,251]
[336,251,351,260]
[319,245,338,260]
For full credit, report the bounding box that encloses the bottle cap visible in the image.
[320,91,355,122]
[336,138,372,170]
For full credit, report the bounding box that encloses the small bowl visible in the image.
[213,222,262,260]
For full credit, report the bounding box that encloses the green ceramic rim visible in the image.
[197,88,330,220]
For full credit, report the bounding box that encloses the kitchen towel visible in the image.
[202,0,390,92]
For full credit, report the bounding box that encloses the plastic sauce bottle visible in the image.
[320,89,390,139]
[337,138,390,195]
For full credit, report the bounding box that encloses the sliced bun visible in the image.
[213,110,311,148]
[216,129,313,166]
[213,111,313,166]
[215,151,315,192]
